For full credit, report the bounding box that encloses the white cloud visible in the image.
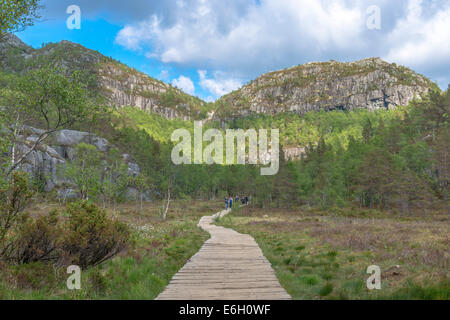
[158,69,170,80]
[383,0,450,77]
[115,0,450,92]
[115,16,159,50]
[172,75,195,95]
[115,0,365,74]
[198,70,242,98]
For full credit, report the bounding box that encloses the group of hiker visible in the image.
[225,195,249,209]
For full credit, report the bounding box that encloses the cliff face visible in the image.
[97,62,197,120]
[15,126,145,200]
[215,58,436,119]
[0,35,205,120]
[0,35,437,123]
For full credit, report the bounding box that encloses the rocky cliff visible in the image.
[215,58,436,119]
[15,126,146,200]
[0,34,205,120]
[1,35,437,122]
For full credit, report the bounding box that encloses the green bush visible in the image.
[0,171,34,260]
[62,201,130,268]
[11,262,59,290]
[2,197,129,269]
[319,283,334,296]
[10,210,62,265]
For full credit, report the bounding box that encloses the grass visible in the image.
[2,201,448,300]
[216,206,450,300]
[0,200,222,300]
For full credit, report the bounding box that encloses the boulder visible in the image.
[53,130,89,147]
[15,127,144,196]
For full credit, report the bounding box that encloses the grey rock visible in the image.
[17,142,66,192]
[91,136,110,152]
[127,162,141,177]
[14,127,143,195]
[283,147,306,161]
[53,130,89,146]
[215,58,433,120]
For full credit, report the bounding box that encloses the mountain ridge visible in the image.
[0,34,438,122]
[0,34,207,120]
[214,57,437,120]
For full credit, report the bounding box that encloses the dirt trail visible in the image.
[156,209,291,300]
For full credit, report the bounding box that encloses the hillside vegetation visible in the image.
[0,33,448,300]
[0,34,209,120]
[215,58,437,119]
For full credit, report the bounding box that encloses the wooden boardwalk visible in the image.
[157,209,291,300]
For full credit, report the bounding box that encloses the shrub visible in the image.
[319,283,334,297]
[0,171,33,260]
[88,269,107,294]
[11,262,59,290]
[62,201,129,268]
[9,210,62,265]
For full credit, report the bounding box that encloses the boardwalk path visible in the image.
[157,209,291,300]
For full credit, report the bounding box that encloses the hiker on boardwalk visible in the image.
[235,195,239,203]
[229,197,233,209]
[225,197,229,209]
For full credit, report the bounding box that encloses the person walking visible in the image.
[229,197,233,209]
[225,197,228,209]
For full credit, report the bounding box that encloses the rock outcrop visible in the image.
[215,58,436,119]
[15,127,144,200]
[97,62,195,120]
[1,35,437,123]
[283,147,306,161]
[0,34,205,120]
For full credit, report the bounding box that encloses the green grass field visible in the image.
[216,206,449,300]
[1,201,448,300]
[0,200,221,300]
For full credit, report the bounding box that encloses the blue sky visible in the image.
[17,0,450,101]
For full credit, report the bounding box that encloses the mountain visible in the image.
[0,35,447,214]
[0,35,438,123]
[214,58,437,119]
[0,34,207,120]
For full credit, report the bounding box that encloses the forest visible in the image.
[79,89,448,214]
[0,0,448,301]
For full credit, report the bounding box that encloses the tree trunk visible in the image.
[5,132,50,178]
[162,187,171,221]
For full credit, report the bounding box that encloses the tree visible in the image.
[0,0,42,40]
[101,148,131,211]
[2,66,95,178]
[64,143,102,201]
[431,128,449,204]
[355,149,396,209]
[0,171,33,259]
[273,153,299,208]
[131,174,150,213]
[362,118,374,144]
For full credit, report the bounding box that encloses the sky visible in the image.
[16,0,450,101]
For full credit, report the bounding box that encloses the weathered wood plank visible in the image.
[156,209,291,300]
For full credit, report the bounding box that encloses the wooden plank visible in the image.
[156,209,291,300]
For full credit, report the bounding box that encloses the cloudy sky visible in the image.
[17,0,450,101]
